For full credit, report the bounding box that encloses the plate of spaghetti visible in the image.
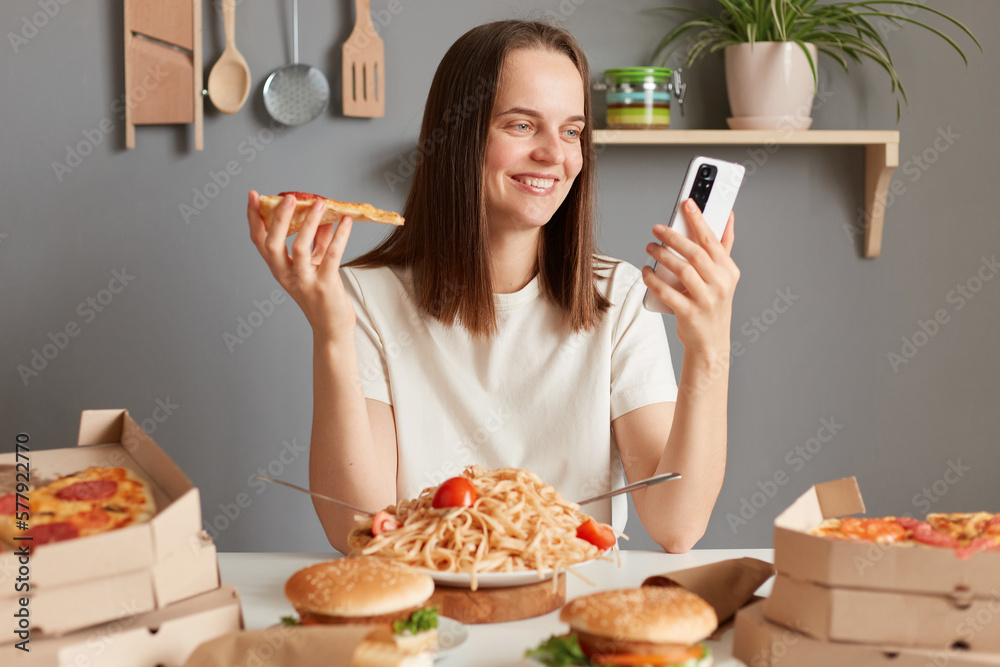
[347,466,617,590]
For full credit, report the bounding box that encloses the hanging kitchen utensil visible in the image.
[341,0,385,117]
[207,0,252,114]
[124,0,203,149]
[263,0,330,126]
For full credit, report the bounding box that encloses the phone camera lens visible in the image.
[699,166,711,177]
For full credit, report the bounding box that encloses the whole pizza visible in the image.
[0,467,157,550]
[811,512,1000,559]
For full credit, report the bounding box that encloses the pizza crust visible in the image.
[259,194,404,237]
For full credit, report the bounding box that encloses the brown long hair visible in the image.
[347,20,610,337]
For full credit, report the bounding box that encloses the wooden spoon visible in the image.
[207,0,251,114]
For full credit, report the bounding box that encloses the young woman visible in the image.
[247,20,739,555]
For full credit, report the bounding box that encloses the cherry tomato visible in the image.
[432,477,478,509]
[371,510,399,536]
[576,519,617,550]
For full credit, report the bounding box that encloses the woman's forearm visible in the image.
[637,346,730,552]
[309,336,396,553]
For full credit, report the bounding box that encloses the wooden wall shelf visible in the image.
[592,129,900,258]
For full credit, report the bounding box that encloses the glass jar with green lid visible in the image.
[597,67,686,130]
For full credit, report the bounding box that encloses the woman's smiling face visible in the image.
[484,48,586,233]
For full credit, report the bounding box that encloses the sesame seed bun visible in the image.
[559,587,717,646]
[285,557,434,621]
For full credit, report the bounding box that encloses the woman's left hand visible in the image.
[642,199,740,355]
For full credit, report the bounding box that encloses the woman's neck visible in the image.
[489,226,541,294]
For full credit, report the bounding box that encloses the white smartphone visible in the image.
[643,156,746,314]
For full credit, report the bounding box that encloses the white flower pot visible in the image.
[724,42,818,130]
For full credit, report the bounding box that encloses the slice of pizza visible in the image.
[810,517,909,545]
[926,512,994,543]
[259,191,404,237]
[0,467,157,550]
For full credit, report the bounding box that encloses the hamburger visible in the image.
[283,557,438,665]
[526,587,717,666]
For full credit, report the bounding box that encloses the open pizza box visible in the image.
[0,409,220,640]
[0,584,243,666]
[773,476,1000,596]
[734,600,1000,667]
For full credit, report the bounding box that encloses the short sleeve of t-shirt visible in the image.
[341,267,392,405]
[609,270,678,420]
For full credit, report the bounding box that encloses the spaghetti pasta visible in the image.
[347,466,615,590]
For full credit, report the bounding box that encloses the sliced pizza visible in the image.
[0,467,157,550]
[259,191,404,237]
[810,511,1000,558]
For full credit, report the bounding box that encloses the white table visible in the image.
[219,549,774,666]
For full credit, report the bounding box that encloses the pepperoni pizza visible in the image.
[0,467,156,550]
[811,512,1000,559]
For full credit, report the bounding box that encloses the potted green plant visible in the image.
[651,1,980,129]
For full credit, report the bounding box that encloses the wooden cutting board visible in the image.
[429,574,566,624]
[124,0,202,149]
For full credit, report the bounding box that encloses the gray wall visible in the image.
[2,0,997,553]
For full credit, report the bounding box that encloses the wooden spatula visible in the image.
[341,0,385,117]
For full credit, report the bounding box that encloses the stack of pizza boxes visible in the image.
[0,410,242,665]
[734,477,1000,667]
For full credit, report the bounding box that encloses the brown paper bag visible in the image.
[184,625,371,667]
[642,557,775,627]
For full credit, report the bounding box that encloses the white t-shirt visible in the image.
[340,257,677,534]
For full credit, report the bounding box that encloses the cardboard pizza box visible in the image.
[773,477,1000,596]
[764,573,1000,652]
[0,409,208,590]
[0,409,220,641]
[0,537,219,640]
[734,600,1000,667]
[0,584,243,666]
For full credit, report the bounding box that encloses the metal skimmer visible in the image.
[262,0,330,126]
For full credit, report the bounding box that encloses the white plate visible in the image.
[435,616,467,660]
[418,555,606,589]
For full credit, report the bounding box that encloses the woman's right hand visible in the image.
[247,191,357,343]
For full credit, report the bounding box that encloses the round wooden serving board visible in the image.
[429,574,566,624]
